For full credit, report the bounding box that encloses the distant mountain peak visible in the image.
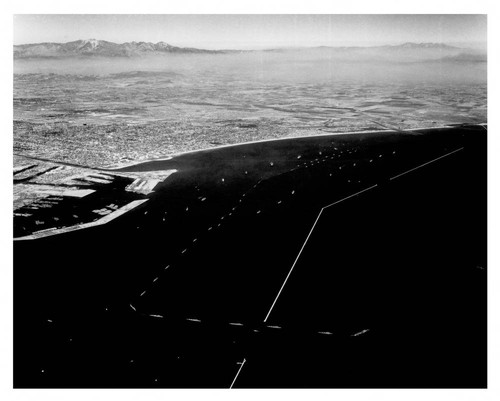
[14,39,225,58]
[156,41,173,48]
[396,42,456,49]
[78,39,101,49]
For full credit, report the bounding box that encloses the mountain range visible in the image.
[13,39,228,59]
[13,39,485,62]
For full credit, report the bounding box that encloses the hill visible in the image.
[14,39,227,59]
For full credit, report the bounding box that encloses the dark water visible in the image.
[14,127,487,387]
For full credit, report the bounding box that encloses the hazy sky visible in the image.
[14,14,487,49]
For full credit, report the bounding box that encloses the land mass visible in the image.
[14,40,486,62]
[13,39,231,59]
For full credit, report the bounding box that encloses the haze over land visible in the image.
[14,39,486,170]
[14,39,486,73]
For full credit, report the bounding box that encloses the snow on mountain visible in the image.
[14,40,224,58]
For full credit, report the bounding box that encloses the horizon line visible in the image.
[14,39,485,51]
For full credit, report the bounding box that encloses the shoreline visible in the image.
[111,123,486,170]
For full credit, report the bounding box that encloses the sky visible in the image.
[13,14,487,49]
